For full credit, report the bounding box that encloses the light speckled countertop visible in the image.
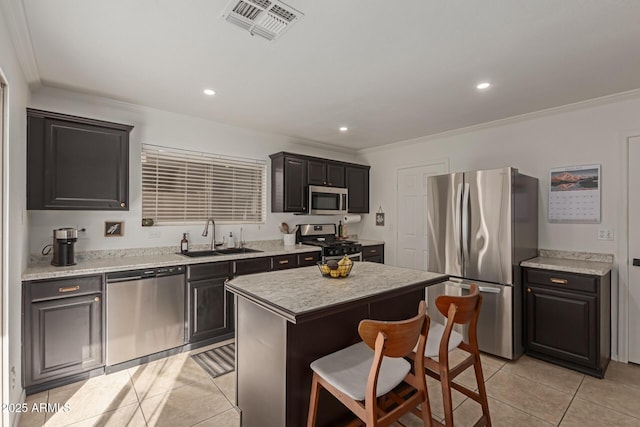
[226,262,447,323]
[23,239,385,281]
[521,249,613,276]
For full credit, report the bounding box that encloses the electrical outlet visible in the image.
[597,228,614,241]
[148,231,161,239]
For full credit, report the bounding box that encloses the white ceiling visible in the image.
[6,0,640,150]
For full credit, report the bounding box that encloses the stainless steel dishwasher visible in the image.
[106,266,186,366]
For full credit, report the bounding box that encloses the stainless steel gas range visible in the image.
[296,224,362,263]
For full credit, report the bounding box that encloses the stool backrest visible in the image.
[435,283,482,326]
[358,301,427,358]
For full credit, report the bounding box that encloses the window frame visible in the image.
[141,144,267,225]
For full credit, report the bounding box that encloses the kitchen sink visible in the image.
[179,248,263,257]
[215,247,263,255]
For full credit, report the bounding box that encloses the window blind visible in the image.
[141,144,266,224]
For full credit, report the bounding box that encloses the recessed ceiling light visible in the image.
[476,82,491,90]
[203,89,216,96]
[339,126,348,132]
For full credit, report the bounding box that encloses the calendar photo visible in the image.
[549,164,600,223]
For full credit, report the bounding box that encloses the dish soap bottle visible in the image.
[228,232,235,248]
[181,233,189,253]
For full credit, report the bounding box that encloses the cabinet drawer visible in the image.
[28,275,102,302]
[297,252,320,267]
[272,254,297,271]
[363,245,383,259]
[188,262,230,281]
[234,257,271,276]
[526,269,597,293]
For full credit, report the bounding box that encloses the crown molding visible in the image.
[0,0,41,86]
[360,88,640,154]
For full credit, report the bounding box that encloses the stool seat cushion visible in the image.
[419,322,463,357]
[310,342,411,401]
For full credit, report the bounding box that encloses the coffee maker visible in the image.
[52,228,78,266]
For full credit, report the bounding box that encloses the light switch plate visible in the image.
[597,228,614,241]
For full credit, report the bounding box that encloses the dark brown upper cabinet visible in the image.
[270,153,308,213]
[270,152,370,213]
[346,165,370,213]
[27,109,133,210]
[307,160,345,187]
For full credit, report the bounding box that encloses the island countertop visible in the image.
[225,261,448,323]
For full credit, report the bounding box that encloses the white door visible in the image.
[396,162,447,269]
[628,136,640,363]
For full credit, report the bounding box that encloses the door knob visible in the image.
[633,259,640,267]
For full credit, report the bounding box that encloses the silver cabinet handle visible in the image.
[449,282,501,294]
[461,182,470,262]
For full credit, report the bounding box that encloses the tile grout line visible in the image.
[481,360,564,426]
[555,374,585,426]
[126,369,150,427]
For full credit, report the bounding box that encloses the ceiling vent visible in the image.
[222,0,303,41]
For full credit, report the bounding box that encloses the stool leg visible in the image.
[439,364,455,426]
[473,353,491,426]
[307,373,321,427]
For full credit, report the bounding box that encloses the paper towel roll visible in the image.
[343,214,362,224]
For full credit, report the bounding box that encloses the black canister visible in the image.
[52,228,78,266]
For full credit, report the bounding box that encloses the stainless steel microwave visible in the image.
[308,185,348,215]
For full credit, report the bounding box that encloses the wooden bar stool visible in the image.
[414,284,491,426]
[307,301,433,427]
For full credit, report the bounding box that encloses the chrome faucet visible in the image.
[202,218,216,251]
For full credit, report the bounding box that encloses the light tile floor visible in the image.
[18,342,640,427]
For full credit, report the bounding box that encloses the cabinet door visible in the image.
[284,156,307,212]
[362,245,384,263]
[526,285,597,368]
[272,254,297,271]
[346,166,370,213]
[308,161,345,187]
[188,277,231,342]
[298,252,320,267]
[307,160,327,186]
[25,293,103,386]
[327,163,345,187]
[27,109,132,210]
[234,257,271,275]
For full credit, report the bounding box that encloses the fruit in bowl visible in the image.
[317,256,353,278]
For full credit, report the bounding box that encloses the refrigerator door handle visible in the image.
[461,183,470,261]
[455,183,463,264]
[448,281,502,294]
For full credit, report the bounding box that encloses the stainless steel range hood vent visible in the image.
[222,0,303,41]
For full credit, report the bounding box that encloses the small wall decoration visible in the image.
[105,221,124,237]
[375,206,385,226]
[548,164,601,223]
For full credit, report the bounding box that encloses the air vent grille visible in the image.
[248,0,271,8]
[270,4,295,22]
[222,0,303,41]
[232,1,262,20]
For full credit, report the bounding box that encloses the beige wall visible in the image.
[0,3,31,425]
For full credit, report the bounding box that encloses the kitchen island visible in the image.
[225,261,448,427]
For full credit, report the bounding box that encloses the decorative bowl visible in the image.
[317,261,353,278]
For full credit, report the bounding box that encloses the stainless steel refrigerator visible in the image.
[426,167,538,359]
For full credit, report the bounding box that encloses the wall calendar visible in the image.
[548,164,601,223]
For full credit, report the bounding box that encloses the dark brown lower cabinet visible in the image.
[187,262,233,344]
[524,268,610,378]
[362,244,384,263]
[23,275,104,393]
